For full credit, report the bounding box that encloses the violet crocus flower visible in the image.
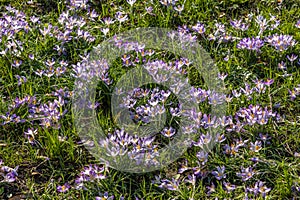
[74,164,106,188]
[287,54,298,63]
[102,17,115,26]
[185,174,196,186]
[1,163,18,183]
[3,171,17,182]
[116,11,128,23]
[15,75,27,86]
[145,6,154,15]
[12,60,22,68]
[264,78,274,86]
[87,9,98,19]
[30,16,40,24]
[68,0,88,10]
[255,15,268,35]
[194,133,212,147]
[223,181,236,192]
[174,4,184,13]
[218,72,228,81]
[278,61,287,70]
[196,151,208,165]
[256,181,271,198]
[232,89,241,98]
[161,127,176,138]
[96,192,114,200]
[258,133,271,142]
[127,0,136,7]
[201,114,217,128]
[208,92,225,106]
[28,54,34,60]
[159,178,181,191]
[212,166,226,180]
[192,22,206,34]
[215,133,226,143]
[57,182,71,193]
[206,183,216,195]
[289,88,299,101]
[250,157,260,163]
[178,160,191,174]
[101,27,109,36]
[250,140,262,152]
[24,128,38,145]
[236,166,256,181]
[295,20,300,28]
[40,25,52,36]
[240,83,253,99]
[223,143,239,156]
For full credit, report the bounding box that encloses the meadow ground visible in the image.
[0,0,299,199]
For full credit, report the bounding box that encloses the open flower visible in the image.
[24,128,38,145]
[161,127,176,138]
[57,182,71,193]
[212,166,226,180]
[236,166,256,181]
[250,141,262,152]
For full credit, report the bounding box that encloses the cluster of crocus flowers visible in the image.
[67,0,89,10]
[230,19,249,31]
[0,112,25,125]
[74,164,107,190]
[237,37,264,51]
[72,54,112,86]
[0,6,31,41]
[98,128,160,167]
[246,181,271,198]
[255,15,280,35]
[234,104,277,127]
[120,86,172,126]
[159,0,185,13]
[0,88,70,130]
[152,175,181,191]
[265,34,297,51]
[0,1,298,198]
[34,59,68,78]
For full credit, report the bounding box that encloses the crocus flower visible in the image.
[192,22,206,34]
[295,19,300,28]
[250,141,262,152]
[287,54,298,62]
[212,166,226,180]
[236,166,256,181]
[24,128,38,145]
[95,192,114,200]
[57,183,71,193]
[257,181,271,198]
[196,151,208,165]
[223,181,236,192]
[161,127,176,138]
